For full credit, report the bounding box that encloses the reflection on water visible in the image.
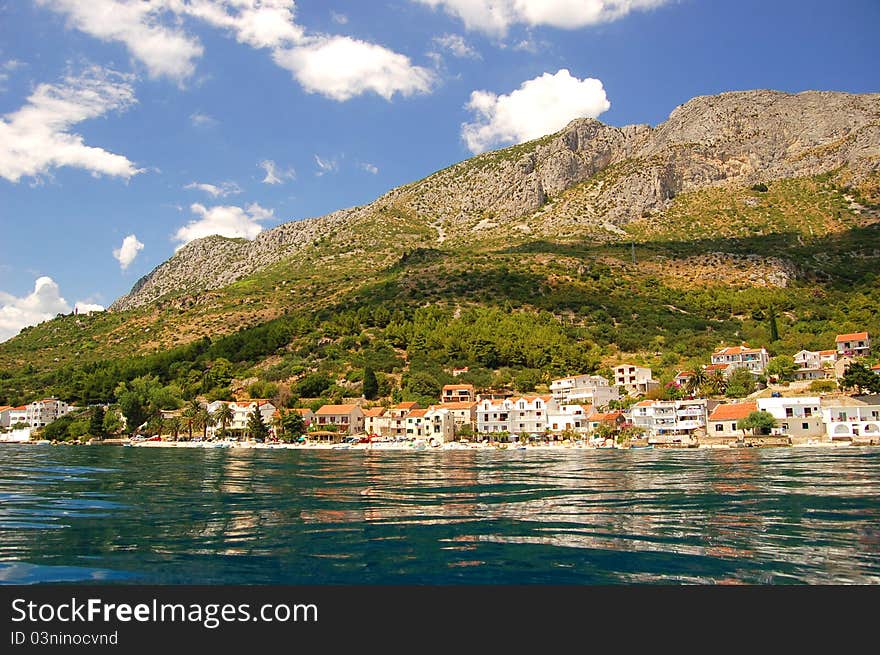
[0,444,878,584]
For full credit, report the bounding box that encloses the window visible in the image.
[782,423,789,430]
[715,424,723,432]
[804,408,812,417]
[802,423,809,430]
[785,408,793,418]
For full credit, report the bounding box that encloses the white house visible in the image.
[707,402,758,441]
[363,407,390,437]
[405,407,455,442]
[387,402,419,439]
[629,399,708,442]
[207,400,276,438]
[546,404,592,434]
[792,350,836,381]
[836,332,870,358]
[314,404,365,435]
[477,395,558,439]
[549,374,619,407]
[0,406,12,428]
[429,402,477,432]
[613,365,658,396]
[8,406,28,427]
[821,396,880,441]
[441,384,475,403]
[711,345,770,375]
[26,398,71,428]
[757,396,825,441]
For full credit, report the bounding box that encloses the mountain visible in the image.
[1,89,879,406]
[112,90,880,311]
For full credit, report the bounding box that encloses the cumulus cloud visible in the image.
[112,234,144,270]
[0,66,142,183]
[259,159,295,185]
[432,33,480,58]
[314,154,339,176]
[35,0,203,81]
[462,69,610,154]
[413,0,669,35]
[39,0,432,101]
[359,162,379,175]
[185,180,242,197]
[173,202,274,246]
[0,277,101,342]
[75,302,105,314]
[273,36,433,101]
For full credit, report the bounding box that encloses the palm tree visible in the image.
[165,416,183,441]
[214,403,234,439]
[182,399,202,440]
[685,369,708,396]
[200,407,215,440]
[705,370,728,397]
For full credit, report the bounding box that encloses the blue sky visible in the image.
[1,0,878,342]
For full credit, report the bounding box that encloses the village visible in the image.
[1,331,878,449]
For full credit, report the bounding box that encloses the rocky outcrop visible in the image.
[112,90,880,311]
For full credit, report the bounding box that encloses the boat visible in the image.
[629,444,654,450]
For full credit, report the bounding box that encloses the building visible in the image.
[707,402,758,442]
[628,399,708,443]
[0,406,12,428]
[429,402,477,432]
[206,400,277,438]
[550,374,619,407]
[674,371,694,387]
[586,410,627,435]
[476,395,558,439]
[26,398,71,428]
[613,365,658,396]
[314,404,365,434]
[362,407,390,437]
[546,404,591,434]
[292,408,315,428]
[872,364,880,376]
[757,396,824,442]
[8,406,28,427]
[405,407,455,442]
[441,384,475,403]
[821,396,880,441]
[710,345,770,375]
[836,332,870,357]
[387,402,419,438]
[791,350,837,380]
[451,367,469,377]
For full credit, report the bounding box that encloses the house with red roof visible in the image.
[362,406,389,437]
[314,404,365,434]
[711,344,770,375]
[441,384,475,403]
[836,332,870,357]
[707,402,758,441]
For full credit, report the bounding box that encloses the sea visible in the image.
[1,443,879,584]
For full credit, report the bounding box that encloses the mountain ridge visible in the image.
[110,89,880,312]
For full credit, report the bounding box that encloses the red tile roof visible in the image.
[713,345,765,356]
[442,384,474,391]
[709,402,757,421]
[315,404,360,415]
[836,332,869,342]
[407,409,428,417]
[362,407,386,417]
[394,402,419,410]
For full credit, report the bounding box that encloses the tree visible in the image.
[725,368,756,398]
[685,369,708,396]
[247,407,269,441]
[768,305,779,342]
[362,366,379,400]
[102,409,123,436]
[214,402,234,439]
[165,416,183,441]
[705,370,728,396]
[766,355,797,382]
[737,411,776,436]
[199,406,214,439]
[279,410,306,442]
[182,399,203,440]
[115,375,181,436]
[88,406,105,439]
[840,362,880,394]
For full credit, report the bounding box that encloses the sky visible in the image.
[1,0,878,342]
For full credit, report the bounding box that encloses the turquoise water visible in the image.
[1,444,879,584]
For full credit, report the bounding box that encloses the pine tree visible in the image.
[363,366,379,400]
[247,406,269,441]
[768,305,779,342]
[89,406,105,439]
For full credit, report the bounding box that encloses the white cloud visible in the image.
[35,0,203,81]
[432,33,480,58]
[185,180,242,197]
[173,202,274,246]
[74,302,105,315]
[359,162,379,175]
[413,0,669,35]
[259,159,295,184]
[330,11,349,25]
[462,69,610,154]
[39,1,432,102]
[273,36,434,101]
[190,111,218,128]
[112,234,145,270]
[0,277,70,342]
[0,66,142,183]
[314,154,339,176]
